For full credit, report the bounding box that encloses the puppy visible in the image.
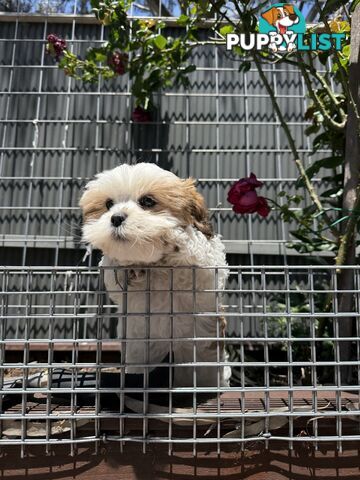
[261,4,299,52]
[80,163,230,388]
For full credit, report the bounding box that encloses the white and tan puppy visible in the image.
[80,163,230,388]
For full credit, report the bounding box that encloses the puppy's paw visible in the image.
[269,43,278,53]
[287,42,296,52]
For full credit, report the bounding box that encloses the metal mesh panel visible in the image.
[0,265,359,454]
[0,16,332,260]
[0,10,355,455]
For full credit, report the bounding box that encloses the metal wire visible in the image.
[0,265,359,452]
[0,13,335,262]
[0,11,358,455]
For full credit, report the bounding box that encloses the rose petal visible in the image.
[256,197,271,217]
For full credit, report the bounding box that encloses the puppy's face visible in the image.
[80,163,213,264]
[262,5,299,32]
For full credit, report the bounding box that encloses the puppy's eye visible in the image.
[139,195,156,208]
[105,199,114,210]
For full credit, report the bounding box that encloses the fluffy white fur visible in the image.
[80,163,230,388]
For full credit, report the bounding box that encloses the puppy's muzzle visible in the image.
[289,13,297,21]
[111,214,127,228]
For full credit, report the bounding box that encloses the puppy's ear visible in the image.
[182,179,214,239]
[261,7,277,25]
[79,182,106,222]
[283,4,295,15]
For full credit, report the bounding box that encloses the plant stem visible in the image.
[315,0,360,132]
[253,53,339,238]
[298,54,346,131]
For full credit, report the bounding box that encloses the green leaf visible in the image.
[304,124,320,136]
[183,64,196,73]
[297,156,343,187]
[290,231,312,243]
[153,34,167,50]
[219,25,234,37]
[177,14,189,26]
[321,187,343,198]
[307,156,343,177]
[342,44,350,57]
[239,61,251,73]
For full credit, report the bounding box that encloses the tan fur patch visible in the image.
[148,178,214,238]
[283,4,296,16]
[79,189,107,222]
[261,7,278,26]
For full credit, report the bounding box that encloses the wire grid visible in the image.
[0,13,335,265]
[0,265,359,454]
[0,9,355,455]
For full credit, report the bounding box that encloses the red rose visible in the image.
[228,173,270,218]
[46,34,67,59]
[227,173,263,204]
[256,196,271,218]
[232,190,258,214]
[131,106,152,123]
[107,52,128,75]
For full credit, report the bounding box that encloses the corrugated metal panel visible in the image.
[0,17,334,339]
[0,19,332,257]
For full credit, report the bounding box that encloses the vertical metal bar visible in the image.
[333,267,342,452]
[95,267,104,455]
[120,268,128,453]
[285,267,293,450]
[53,18,75,267]
[46,268,56,455]
[243,69,256,328]
[168,267,174,456]
[262,268,270,449]
[22,20,47,267]
[309,267,318,449]
[215,267,221,455]
[21,269,31,458]
[192,266,197,456]
[238,268,245,451]
[0,270,9,447]
[69,271,76,457]
[143,267,150,453]
[273,63,287,263]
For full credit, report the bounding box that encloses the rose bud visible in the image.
[107,52,129,75]
[46,33,67,59]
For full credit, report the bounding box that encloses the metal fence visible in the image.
[1,264,360,454]
[0,10,358,455]
[0,14,332,263]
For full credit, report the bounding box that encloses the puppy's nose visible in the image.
[289,13,297,21]
[111,214,127,227]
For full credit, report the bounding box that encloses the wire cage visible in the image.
[0,7,359,458]
[1,264,360,455]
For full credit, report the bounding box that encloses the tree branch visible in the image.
[253,53,339,238]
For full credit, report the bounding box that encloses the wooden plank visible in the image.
[1,442,360,479]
